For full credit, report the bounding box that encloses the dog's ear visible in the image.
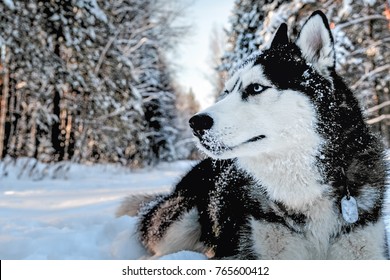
[296,10,335,77]
[270,23,289,48]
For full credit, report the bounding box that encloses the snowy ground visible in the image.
[0,158,206,260]
[0,158,389,260]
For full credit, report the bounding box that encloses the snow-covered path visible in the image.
[0,159,196,259]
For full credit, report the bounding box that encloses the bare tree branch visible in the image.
[94,29,120,74]
[366,114,390,125]
[366,101,390,114]
[334,15,387,32]
[351,64,390,90]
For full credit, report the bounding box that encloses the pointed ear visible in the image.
[296,11,335,76]
[270,23,289,48]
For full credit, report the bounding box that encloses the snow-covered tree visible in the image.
[0,0,190,167]
[330,0,390,144]
[219,0,290,75]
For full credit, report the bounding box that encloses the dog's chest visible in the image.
[202,164,342,259]
[251,195,341,259]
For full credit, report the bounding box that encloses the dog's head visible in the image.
[190,11,337,160]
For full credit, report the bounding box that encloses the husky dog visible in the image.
[118,11,389,259]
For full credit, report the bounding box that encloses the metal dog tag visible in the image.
[341,196,359,223]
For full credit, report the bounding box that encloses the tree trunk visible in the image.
[51,39,64,161]
[52,86,63,160]
[0,46,10,159]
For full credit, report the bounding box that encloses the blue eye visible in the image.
[242,83,270,101]
[253,84,263,92]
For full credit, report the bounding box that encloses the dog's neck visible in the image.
[237,148,327,211]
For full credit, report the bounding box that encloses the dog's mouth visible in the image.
[243,135,266,144]
[195,131,266,157]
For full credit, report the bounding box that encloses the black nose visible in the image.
[189,114,214,136]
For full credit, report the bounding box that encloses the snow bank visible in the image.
[0,159,196,260]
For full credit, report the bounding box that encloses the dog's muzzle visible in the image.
[189,113,214,138]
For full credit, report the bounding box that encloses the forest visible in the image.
[0,0,389,169]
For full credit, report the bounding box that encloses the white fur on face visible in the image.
[196,63,321,161]
[195,63,326,209]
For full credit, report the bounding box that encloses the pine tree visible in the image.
[219,0,289,75]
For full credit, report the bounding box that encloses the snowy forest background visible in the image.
[0,0,389,170]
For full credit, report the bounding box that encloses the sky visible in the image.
[173,0,236,109]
